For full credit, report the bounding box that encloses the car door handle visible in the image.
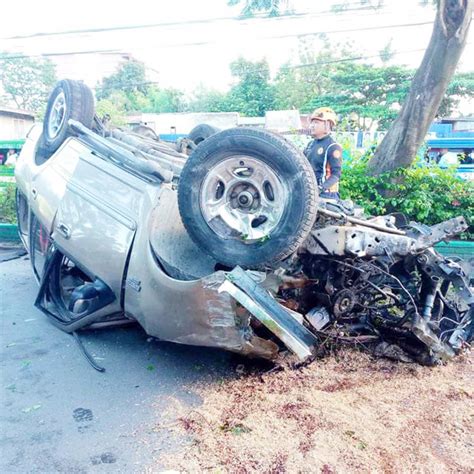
[56,223,71,239]
[31,188,38,199]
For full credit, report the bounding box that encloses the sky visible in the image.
[1,0,473,96]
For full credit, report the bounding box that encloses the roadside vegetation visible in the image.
[340,154,474,240]
[0,183,16,224]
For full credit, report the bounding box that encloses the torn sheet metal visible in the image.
[219,267,319,361]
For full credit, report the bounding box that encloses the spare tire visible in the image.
[188,123,221,146]
[43,79,95,154]
[178,127,318,268]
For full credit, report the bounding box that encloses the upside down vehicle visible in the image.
[15,80,474,367]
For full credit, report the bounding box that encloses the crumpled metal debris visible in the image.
[222,203,473,366]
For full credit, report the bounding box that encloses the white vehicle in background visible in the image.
[426,136,474,181]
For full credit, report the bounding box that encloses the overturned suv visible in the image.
[16,80,473,366]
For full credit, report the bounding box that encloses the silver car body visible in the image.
[15,125,281,359]
[15,123,473,365]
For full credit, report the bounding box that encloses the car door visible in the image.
[51,151,145,312]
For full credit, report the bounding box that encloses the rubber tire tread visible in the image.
[188,123,221,145]
[178,127,318,268]
[43,79,95,154]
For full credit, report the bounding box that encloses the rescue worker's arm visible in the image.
[303,140,313,158]
[322,145,342,190]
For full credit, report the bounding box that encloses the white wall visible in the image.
[265,110,302,132]
[0,115,35,140]
[137,112,239,134]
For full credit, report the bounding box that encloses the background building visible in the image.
[0,107,35,141]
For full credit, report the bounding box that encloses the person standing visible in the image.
[437,148,459,167]
[304,107,342,199]
[4,149,18,167]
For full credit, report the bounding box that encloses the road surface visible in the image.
[0,253,235,473]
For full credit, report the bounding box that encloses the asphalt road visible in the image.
[0,253,236,473]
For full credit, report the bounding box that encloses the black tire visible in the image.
[178,127,318,268]
[188,123,221,145]
[43,79,95,154]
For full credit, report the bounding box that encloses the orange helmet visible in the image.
[310,107,338,128]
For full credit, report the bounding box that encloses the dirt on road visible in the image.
[157,348,474,473]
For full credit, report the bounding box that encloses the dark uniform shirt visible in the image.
[303,134,343,194]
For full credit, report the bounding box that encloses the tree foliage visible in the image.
[228,0,286,17]
[340,156,474,239]
[95,92,128,127]
[273,39,415,129]
[0,183,16,224]
[226,57,275,116]
[272,37,472,130]
[305,64,414,129]
[368,0,473,174]
[439,71,474,117]
[95,59,151,112]
[0,53,57,115]
[187,85,230,113]
[96,59,148,100]
[144,87,186,113]
[273,39,352,112]
[96,59,186,114]
[379,40,395,63]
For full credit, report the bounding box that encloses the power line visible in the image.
[143,20,434,49]
[91,48,437,92]
[0,49,126,61]
[2,14,289,40]
[0,2,418,41]
[0,49,130,61]
[280,48,427,70]
[0,20,435,61]
[284,43,471,83]
[263,21,433,40]
[95,80,160,91]
[3,43,464,95]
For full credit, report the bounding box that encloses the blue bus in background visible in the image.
[426,119,474,181]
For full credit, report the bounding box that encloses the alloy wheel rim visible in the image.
[199,155,286,243]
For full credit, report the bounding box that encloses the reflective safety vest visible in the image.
[303,135,342,193]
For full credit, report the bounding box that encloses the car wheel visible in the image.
[43,79,95,154]
[178,127,318,268]
[188,123,221,146]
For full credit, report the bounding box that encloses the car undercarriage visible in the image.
[15,79,473,368]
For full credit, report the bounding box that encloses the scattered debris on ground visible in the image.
[156,348,473,473]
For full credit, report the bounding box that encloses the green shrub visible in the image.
[0,183,16,224]
[340,157,474,240]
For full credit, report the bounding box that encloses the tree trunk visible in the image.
[368,0,472,175]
